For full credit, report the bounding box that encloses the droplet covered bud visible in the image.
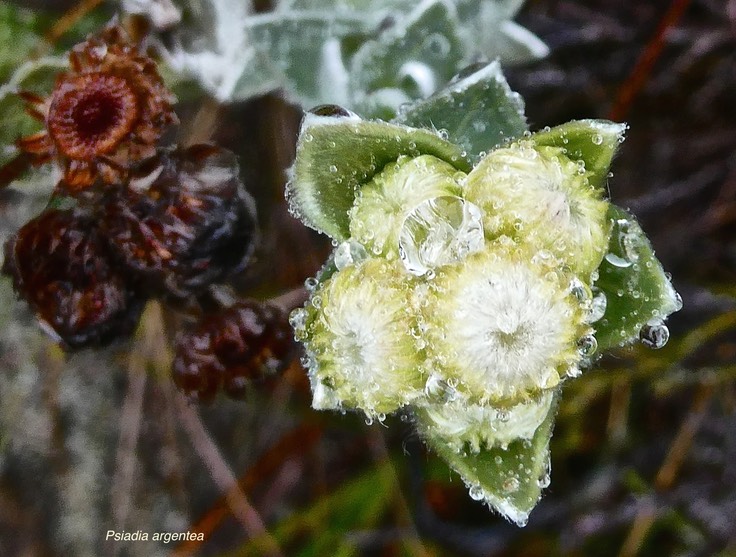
[349,154,465,259]
[422,245,590,405]
[299,258,425,417]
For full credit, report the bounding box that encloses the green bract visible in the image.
[286,62,681,525]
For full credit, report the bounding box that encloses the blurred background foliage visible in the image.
[0,0,735,556]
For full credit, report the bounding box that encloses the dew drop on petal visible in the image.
[334,240,368,270]
[578,334,598,356]
[398,196,484,276]
[289,308,307,334]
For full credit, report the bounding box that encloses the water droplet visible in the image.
[592,133,603,145]
[569,277,590,303]
[604,253,632,268]
[398,196,484,276]
[334,240,368,270]
[304,277,319,291]
[587,289,607,322]
[673,291,683,311]
[309,104,357,118]
[639,320,669,349]
[329,164,338,173]
[502,477,520,493]
[468,484,485,501]
[289,308,308,332]
[578,334,598,356]
[365,416,374,426]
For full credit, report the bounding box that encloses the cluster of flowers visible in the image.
[290,112,659,448]
[2,23,291,401]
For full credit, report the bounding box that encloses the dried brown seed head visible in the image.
[1,208,145,349]
[101,144,258,299]
[172,301,295,403]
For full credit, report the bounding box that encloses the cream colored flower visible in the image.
[349,154,465,259]
[298,258,424,416]
[423,245,590,404]
[464,141,610,278]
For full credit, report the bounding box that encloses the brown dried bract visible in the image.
[17,22,178,192]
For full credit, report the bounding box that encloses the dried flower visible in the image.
[172,300,294,402]
[17,22,177,192]
[100,145,257,299]
[1,208,145,348]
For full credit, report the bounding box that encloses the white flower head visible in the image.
[300,258,424,417]
[464,141,610,278]
[418,390,555,453]
[349,154,465,259]
[423,245,590,404]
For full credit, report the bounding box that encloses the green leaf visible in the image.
[278,0,417,19]
[286,112,471,240]
[455,0,525,22]
[594,205,681,351]
[349,0,464,117]
[395,60,527,163]
[454,0,548,66]
[418,390,559,526]
[242,11,369,106]
[531,119,627,190]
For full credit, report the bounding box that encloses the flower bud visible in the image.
[349,154,465,259]
[418,390,555,453]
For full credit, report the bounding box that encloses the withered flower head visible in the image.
[17,22,178,192]
[101,144,258,299]
[172,301,295,403]
[1,208,145,349]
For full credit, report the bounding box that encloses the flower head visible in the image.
[464,142,610,277]
[349,154,464,259]
[423,244,590,404]
[17,23,178,192]
[1,208,144,348]
[100,144,257,299]
[294,258,425,417]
